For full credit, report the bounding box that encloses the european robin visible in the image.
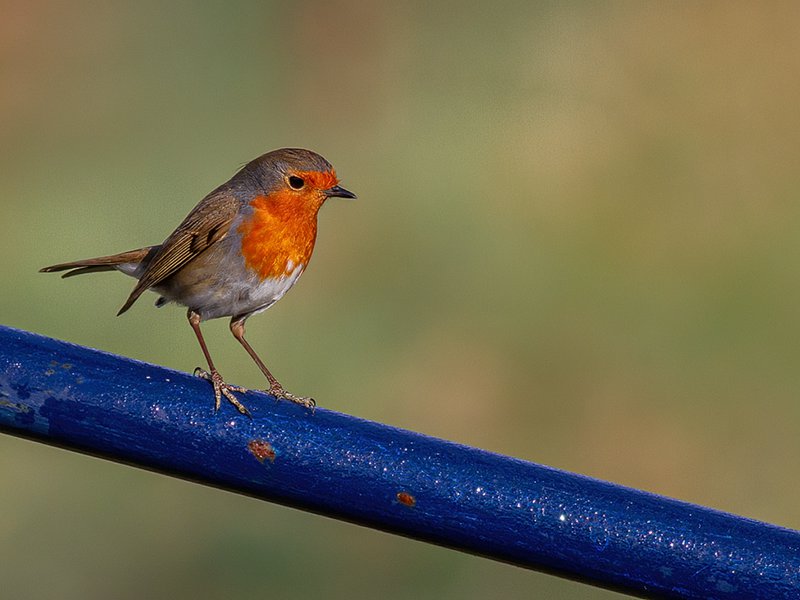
[41,148,356,416]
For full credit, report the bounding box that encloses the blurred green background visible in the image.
[3,1,800,598]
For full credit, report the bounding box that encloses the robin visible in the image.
[41,148,356,416]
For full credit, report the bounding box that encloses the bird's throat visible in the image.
[238,193,319,279]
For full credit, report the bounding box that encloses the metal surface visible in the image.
[0,324,798,598]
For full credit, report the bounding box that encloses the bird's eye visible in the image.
[288,175,305,190]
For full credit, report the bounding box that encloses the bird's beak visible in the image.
[324,185,357,200]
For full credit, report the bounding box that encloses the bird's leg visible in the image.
[188,309,250,416]
[230,316,316,410]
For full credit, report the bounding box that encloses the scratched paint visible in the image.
[396,491,416,507]
[248,439,277,463]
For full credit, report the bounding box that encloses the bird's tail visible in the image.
[40,246,159,278]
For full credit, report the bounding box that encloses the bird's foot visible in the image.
[194,367,251,417]
[267,383,316,411]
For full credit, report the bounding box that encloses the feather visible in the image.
[117,191,240,315]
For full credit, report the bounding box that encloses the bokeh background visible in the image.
[2,1,800,598]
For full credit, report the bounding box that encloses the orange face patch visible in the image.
[237,168,341,279]
[293,169,339,192]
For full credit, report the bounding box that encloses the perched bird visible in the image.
[41,148,356,416]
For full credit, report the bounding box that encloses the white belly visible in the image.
[176,263,305,320]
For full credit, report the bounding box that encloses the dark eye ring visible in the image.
[288,175,305,190]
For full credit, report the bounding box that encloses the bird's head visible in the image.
[241,148,356,213]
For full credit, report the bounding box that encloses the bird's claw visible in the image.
[194,367,251,417]
[267,384,316,411]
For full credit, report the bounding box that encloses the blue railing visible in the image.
[0,324,797,598]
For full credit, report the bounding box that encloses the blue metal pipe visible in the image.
[0,324,797,598]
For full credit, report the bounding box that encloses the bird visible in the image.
[41,148,356,416]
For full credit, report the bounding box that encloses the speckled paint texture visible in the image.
[0,325,798,599]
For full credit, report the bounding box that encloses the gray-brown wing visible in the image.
[117,192,241,315]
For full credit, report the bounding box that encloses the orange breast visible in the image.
[238,192,319,279]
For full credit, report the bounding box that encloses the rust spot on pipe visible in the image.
[396,491,416,507]
[248,439,276,463]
